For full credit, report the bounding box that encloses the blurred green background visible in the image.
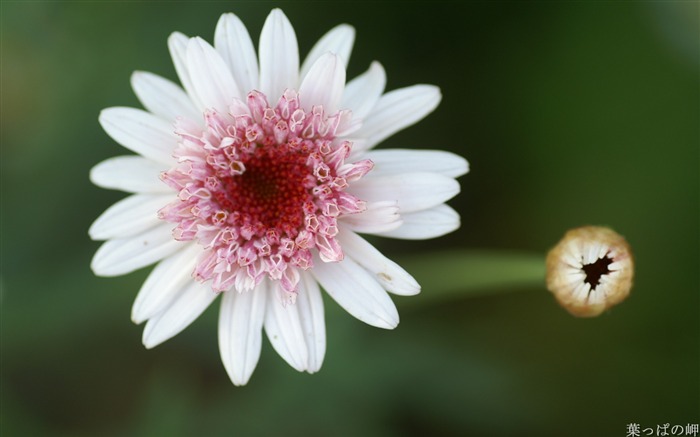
[2,2,698,436]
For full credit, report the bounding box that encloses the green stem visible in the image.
[395,250,546,303]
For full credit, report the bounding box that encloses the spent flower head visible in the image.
[89,9,468,385]
[546,226,634,317]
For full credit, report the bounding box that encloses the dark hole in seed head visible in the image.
[582,255,613,290]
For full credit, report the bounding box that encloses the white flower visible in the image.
[89,9,468,385]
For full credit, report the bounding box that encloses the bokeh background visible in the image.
[2,2,698,436]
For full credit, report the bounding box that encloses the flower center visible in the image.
[159,89,373,300]
[215,146,312,236]
[582,255,613,290]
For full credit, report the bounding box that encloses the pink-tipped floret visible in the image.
[159,90,371,299]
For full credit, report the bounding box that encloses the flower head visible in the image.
[90,9,467,385]
[546,226,634,317]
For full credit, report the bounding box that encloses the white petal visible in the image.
[90,156,170,193]
[300,24,354,80]
[263,275,326,373]
[364,149,469,179]
[375,204,460,240]
[130,71,200,121]
[89,194,172,240]
[186,37,242,113]
[99,107,176,165]
[298,53,345,114]
[311,255,399,329]
[142,281,219,349]
[349,172,460,213]
[168,32,204,112]
[341,61,386,120]
[264,283,309,372]
[296,272,325,373]
[338,200,402,234]
[91,223,183,277]
[219,286,267,386]
[214,13,260,93]
[337,228,420,296]
[356,84,441,150]
[258,9,299,102]
[345,138,369,162]
[336,120,364,140]
[131,243,200,324]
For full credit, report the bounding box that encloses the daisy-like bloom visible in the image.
[90,9,467,385]
[546,226,634,317]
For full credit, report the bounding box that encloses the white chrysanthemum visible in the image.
[89,9,468,385]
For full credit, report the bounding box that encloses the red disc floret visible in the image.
[216,145,312,238]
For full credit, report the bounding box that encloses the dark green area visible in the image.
[2,2,698,436]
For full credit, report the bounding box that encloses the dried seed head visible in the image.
[546,226,634,317]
